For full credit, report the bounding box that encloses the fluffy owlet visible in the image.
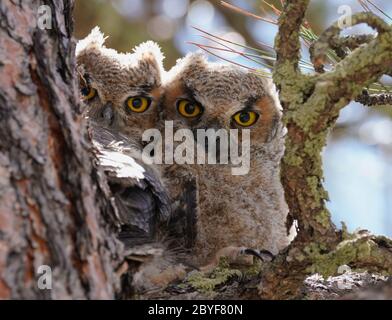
[76,28,188,295]
[161,53,290,268]
[76,27,167,237]
[76,27,164,145]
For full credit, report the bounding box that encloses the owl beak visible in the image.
[102,103,115,125]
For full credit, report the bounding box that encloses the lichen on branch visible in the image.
[260,0,392,299]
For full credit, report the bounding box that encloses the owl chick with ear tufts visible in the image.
[76,26,164,144]
[76,27,167,235]
[76,28,190,296]
[161,52,291,268]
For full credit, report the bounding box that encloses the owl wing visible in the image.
[89,125,171,248]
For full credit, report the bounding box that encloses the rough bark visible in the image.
[0,0,123,299]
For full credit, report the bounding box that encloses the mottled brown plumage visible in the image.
[75,28,291,292]
[76,28,189,295]
[161,53,291,266]
[76,27,164,145]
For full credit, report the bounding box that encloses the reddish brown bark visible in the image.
[0,0,123,299]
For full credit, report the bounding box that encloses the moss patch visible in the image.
[305,233,392,277]
[187,266,242,294]
[185,258,264,294]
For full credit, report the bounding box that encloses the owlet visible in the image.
[161,52,291,268]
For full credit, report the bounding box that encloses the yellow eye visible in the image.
[81,86,96,100]
[126,96,151,113]
[233,111,259,127]
[177,99,203,118]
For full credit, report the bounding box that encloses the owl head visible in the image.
[76,27,164,143]
[161,52,283,165]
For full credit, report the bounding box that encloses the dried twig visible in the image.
[356,90,392,106]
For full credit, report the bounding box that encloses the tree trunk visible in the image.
[0,0,123,299]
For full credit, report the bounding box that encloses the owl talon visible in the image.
[200,246,273,273]
[241,248,275,262]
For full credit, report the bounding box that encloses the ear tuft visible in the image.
[130,41,165,87]
[133,41,165,67]
[176,51,207,70]
[132,41,165,78]
[165,51,208,82]
[76,26,107,56]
